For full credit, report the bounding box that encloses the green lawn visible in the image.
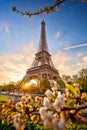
[0,96,9,105]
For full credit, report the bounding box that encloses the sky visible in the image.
[0,0,87,85]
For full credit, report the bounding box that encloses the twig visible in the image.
[75,113,87,124]
[12,0,66,18]
[62,104,87,112]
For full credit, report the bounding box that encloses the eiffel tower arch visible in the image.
[22,21,64,88]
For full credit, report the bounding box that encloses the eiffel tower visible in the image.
[23,21,61,83]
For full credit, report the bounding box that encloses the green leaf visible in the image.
[66,84,77,95]
[67,99,74,107]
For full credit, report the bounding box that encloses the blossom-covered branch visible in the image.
[12,0,87,18]
[39,88,87,129]
[12,0,65,18]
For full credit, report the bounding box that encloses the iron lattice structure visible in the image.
[23,21,60,82]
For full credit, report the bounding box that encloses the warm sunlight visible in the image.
[25,79,38,87]
[0,1,87,129]
[30,79,38,85]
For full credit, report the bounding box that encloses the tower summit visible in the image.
[23,21,60,82]
[37,20,49,53]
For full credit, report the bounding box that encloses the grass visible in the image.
[0,96,9,105]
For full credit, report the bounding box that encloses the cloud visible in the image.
[63,43,87,50]
[0,65,11,84]
[71,62,85,67]
[52,51,72,75]
[0,41,87,85]
[52,51,87,76]
[82,56,87,63]
[0,42,36,85]
[55,31,62,39]
[77,53,83,58]
[0,21,10,34]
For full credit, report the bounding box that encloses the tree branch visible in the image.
[62,104,87,124]
[12,0,66,18]
[75,113,87,124]
[62,104,87,113]
[75,104,87,114]
[12,0,87,18]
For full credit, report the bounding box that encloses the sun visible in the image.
[30,79,37,85]
[25,79,38,87]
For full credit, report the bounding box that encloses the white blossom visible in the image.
[58,119,66,130]
[43,97,51,108]
[39,107,47,115]
[13,113,21,130]
[44,119,53,129]
[58,112,66,130]
[57,91,64,101]
[45,111,53,120]
[52,116,59,130]
[73,83,79,87]
[40,114,46,121]
[53,98,62,111]
[39,107,47,121]
[45,89,53,99]
[21,96,25,101]
[15,102,23,111]
[51,86,58,91]
[13,113,21,123]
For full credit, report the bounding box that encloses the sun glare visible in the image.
[25,79,37,87]
[30,79,37,85]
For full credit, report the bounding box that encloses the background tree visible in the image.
[54,77,65,89]
[62,68,87,92]
[0,82,16,92]
[77,68,87,92]
[78,68,87,80]
[40,79,50,92]
[62,75,72,83]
